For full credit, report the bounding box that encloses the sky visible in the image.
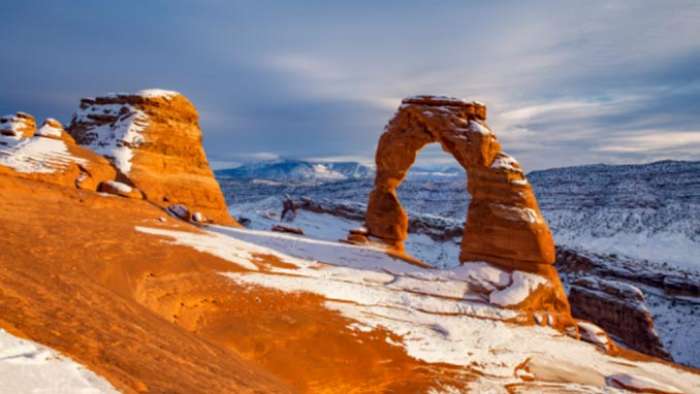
[1,1,699,170]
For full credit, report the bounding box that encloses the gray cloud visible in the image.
[1,1,699,170]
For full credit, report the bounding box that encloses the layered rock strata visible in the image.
[0,117,116,190]
[67,89,235,225]
[569,276,672,360]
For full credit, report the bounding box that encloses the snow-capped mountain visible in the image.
[216,159,374,184]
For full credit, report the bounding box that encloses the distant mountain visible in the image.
[215,159,467,185]
[216,159,375,184]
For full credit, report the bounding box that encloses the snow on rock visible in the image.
[468,119,492,135]
[0,136,87,173]
[489,271,548,307]
[577,321,613,352]
[134,88,180,98]
[68,100,148,174]
[489,203,541,224]
[0,328,117,393]
[491,152,522,173]
[606,373,683,393]
[34,118,64,138]
[0,112,35,140]
[67,91,235,225]
[132,224,700,391]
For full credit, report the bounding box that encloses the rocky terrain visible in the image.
[218,158,700,369]
[1,92,699,393]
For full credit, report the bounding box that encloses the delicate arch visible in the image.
[365,96,555,269]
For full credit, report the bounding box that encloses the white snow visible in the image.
[0,136,87,173]
[468,120,492,135]
[135,89,180,98]
[489,203,541,224]
[489,271,548,307]
[72,103,148,174]
[0,328,117,393]
[133,224,700,392]
[102,180,133,194]
[34,119,63,138]
[491,153,522,173]
[577,321,611,351]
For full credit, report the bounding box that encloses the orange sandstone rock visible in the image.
[0,118,117,191]
[364,96,570,320]
[67,90,236,225]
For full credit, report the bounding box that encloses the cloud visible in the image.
[1,1,699,170]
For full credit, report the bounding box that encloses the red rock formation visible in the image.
[365,96,554,267]
[67,90,236,225]
[569,276,672,360]
[0,118,116,191]
[0,112,36,139]
[362,96,570,321]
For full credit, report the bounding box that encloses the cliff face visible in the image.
[569,277,672,360]
[67,90,235,225]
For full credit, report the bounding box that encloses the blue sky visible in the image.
[1,1,699,170]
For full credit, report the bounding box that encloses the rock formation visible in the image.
[67,89,235,225]
[0,112,36,139]
[364,96,553,267]
[0,117,116,190]
[359,96,570,320]
[570,276,672,360]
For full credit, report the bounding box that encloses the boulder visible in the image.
[98,180,143,199]
[67,89,236,225]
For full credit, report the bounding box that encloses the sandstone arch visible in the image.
[365,96,555,271]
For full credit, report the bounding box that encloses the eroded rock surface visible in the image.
[0,117,116,190]
[365,96,554,267]
[67,89,235,225]
[362,96,570,321]
[569,276,672,360]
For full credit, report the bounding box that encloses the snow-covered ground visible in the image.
[0,328,117,393]
[0,135,87,174]
[230,196,462,269]
[135,223,700,393]
[218,159,700,272]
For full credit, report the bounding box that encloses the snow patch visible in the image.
[102,180,132,194]
[133,224,700,392]
[490,204,541,224]
[0,137,87,173]
[0,328,117,393]
[489,271,548,307]
[34,119,63,138]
